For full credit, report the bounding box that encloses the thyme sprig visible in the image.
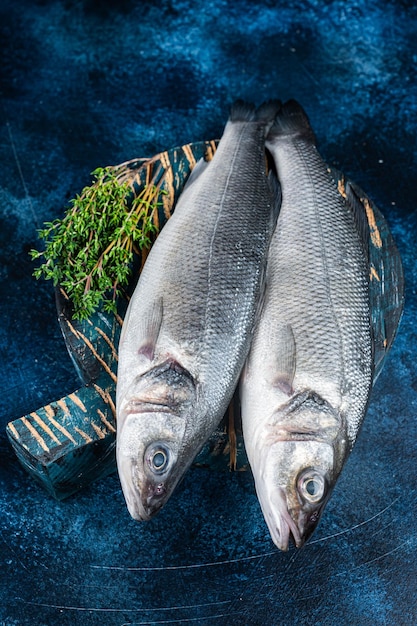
[30,166,165,320]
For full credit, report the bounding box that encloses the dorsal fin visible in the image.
[335,172,404,381]
[181,157,210,193]
[344,180,371,265]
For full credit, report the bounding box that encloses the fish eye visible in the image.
[146,443,171,475]
[153,452,167,469]
[298,469,326,503]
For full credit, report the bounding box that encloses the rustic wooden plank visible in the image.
[6,371,116,499]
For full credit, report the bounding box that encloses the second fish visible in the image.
[241,100,374,551]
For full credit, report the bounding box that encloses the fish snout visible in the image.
[143,480,168,517]
[121,480,165,522]
[260,486,303,551]
[128,500,152,522]
[268,517,291,552]
[269,512,309,551]
[119,467,168,521]
[116,448,155,521]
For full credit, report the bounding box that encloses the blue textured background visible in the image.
[1,1,416,624]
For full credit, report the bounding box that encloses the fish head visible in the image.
[252,390,348,550]
[255,439,335,550]
[116,412,186,521]
[116,359,197,521]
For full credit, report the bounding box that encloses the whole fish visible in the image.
[241,100,376,550]
[116,100,281,521]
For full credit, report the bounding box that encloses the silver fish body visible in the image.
[241,100,374,550]
[116,101,281,521]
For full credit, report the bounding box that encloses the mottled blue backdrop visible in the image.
[1,1,416,624]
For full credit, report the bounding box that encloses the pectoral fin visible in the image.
[136,297,163,361]
[120,297,163,361]
[268,324,296,396]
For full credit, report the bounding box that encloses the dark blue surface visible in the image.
[1,1,416,624]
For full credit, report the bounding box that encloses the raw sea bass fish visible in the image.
[116,101,281,521]
[241,100,380,551]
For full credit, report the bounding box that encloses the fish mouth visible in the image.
[119,469,166,522]
[259,486,303,551]
[260,485,328,550]
[127,494,164,522]
[122,400,176,416]
[127,496,153,522]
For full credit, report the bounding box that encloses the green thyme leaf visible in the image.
[31,166,165,320]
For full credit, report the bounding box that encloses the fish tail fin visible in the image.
[255,99,282,123]
[267,99,316,143]
[229,99,281,124]
[229,100,257,122]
